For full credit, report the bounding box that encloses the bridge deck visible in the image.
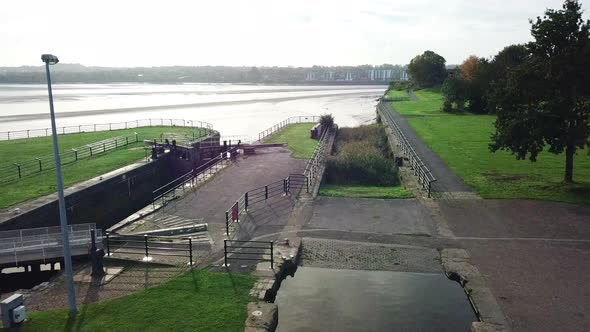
[0,223,101,267]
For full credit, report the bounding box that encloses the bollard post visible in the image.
[225,211,230,235]
[223,239,228,267]
[144,235,149,259]
[270,241,274,269]
[265,185,268,200]
[188,237,193,266]
[106,233,111,256]
[306,176,309,193]
[244,192,248,211]
[37,158,42,172]
[15,164,21,179]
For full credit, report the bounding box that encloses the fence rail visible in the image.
[0,133,140,184]
[152,146,240,208]
[303,126,334,190]
[0,118,215,184]
[378,102,437,197]
[223,239,274,269]
[258,115,320,142]
[0,223,100,266]
[224,174,308,237]
[0,118,213,141]
[104,233,195,265]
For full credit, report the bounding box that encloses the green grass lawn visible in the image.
[393,88,449,116]
[265,123,318,159]
[0,126,206,208]
[0,126,203,165]
[0,145,147,208]
[17,269,256,332]
[319,184,415,199]
[393,89,590,204]
[384,89,410,101]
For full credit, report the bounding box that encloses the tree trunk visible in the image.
[564,143,575,183]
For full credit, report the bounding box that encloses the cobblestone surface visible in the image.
[301,238,442,273]
[13,260,188,312]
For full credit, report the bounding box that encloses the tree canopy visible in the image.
[489,0,590,183]
[407,51,447,88]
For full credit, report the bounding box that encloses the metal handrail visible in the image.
[378,102,437,197]
[0,118,214,141]
[152,146,240,207]
[258,115,321,142]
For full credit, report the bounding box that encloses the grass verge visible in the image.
[393,88,449,116]
[0,145,146,208]
[391,89,590,204]
[384,89,410,101]
[17,270,256,332]
[0,126,206,208]
[407,115,590,204]
[0,126,203,164]
[319,184,414,199]
[265,123,318,159]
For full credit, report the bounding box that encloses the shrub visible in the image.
[320,113,334,129]
[325,124,399,186]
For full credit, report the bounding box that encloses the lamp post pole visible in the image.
[42,54,77,314]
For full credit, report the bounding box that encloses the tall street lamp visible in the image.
[42,54,77,314]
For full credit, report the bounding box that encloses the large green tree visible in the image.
[490,0,590,183]
[407,51,447,88]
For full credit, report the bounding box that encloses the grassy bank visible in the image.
[17,270,256,332]
[392,89,590,204]
[393,88,448,116]
[0,126,203,164]
[384,89,410,102]
[0,126,205,208]
[319,184,414,199]
[264,123,317,159]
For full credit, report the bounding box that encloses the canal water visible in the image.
[275,267,476,331]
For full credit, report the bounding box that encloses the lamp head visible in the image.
[41,54,59,65]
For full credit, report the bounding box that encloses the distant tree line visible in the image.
[0,64,404,84]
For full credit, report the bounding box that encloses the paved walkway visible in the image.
[441,199,590,332]
[382,101,473,194]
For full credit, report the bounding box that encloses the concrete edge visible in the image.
[440,249,510,332]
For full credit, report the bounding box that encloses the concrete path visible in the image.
[382,101,473,193]
[305,196,436,236]
[168,147,305,227]
[441,199,590,332]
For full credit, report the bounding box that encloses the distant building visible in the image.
[368,69,393,81]
[446,65,460,74]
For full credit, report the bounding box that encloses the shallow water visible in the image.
[275,267,476,332]
[0,84,386,138]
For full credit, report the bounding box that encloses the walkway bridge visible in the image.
[0,223,101,269]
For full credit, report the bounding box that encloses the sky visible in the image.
[1,0,589,67]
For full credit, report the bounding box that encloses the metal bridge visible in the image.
[0,223,101,268]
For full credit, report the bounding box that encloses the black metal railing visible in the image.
[223,239,274,269]
[378,102,437,197]
[152,146,240,208]
[105,233,195,266]
[258,115,320,142]
[303,126,334,190]
[0,133,140,184]
[224,174,308,236]
[0,118,213,141]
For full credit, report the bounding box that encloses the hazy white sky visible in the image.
[1,0,588,67]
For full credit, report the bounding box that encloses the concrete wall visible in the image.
[0,155,175,231]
